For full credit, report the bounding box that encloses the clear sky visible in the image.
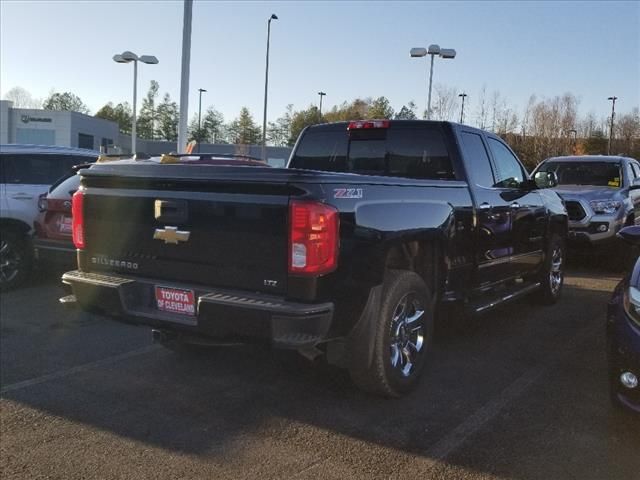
[1,0,638,125]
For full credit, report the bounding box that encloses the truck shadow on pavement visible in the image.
[1,265,639,479]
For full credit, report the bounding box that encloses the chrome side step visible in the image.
[468,282,541,315]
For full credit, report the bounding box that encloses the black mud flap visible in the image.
[345,284,383,371]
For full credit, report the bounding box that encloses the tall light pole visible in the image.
[262,13,278,162]
[177,0,193,153]
[197,88,207,152]
[607,96,618,155]
[113,51,158,154]
[410,44,456,119]
[318,91,326,116]
[458,92,467,123]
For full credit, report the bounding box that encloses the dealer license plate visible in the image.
[155,286,196,316]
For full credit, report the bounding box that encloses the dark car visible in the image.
[63,120,568,397]
[607,226,640,412]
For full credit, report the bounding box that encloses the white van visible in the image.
[0,144,97,289]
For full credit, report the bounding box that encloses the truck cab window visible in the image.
[487,138,525,189]
[459,132,495,188]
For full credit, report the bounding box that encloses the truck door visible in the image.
[485,136,545,276]
[458,131,513,285]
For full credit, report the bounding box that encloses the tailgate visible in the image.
[82,172,295,295]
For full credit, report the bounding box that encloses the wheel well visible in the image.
[384,241,441,297]
[0,218,31,235]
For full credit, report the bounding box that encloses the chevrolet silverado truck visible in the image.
[62,121,568,397]
[532,155,640,267]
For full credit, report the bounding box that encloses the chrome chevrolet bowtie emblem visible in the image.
[153,226,190,244]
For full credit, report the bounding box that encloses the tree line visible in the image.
[3,84,639,167]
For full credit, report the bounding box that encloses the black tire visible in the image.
[533,234,565,305]
[349,270,434,397]
[0,228,32,291]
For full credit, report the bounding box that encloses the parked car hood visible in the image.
[552,185,622,201]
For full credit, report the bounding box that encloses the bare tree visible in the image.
[431,84,459,121]
[616,107,640,155]
[3,86,42,108]
[475,85,488,130]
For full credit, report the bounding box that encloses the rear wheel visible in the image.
[349,270,433,397]
[0,228,32,291]
[534,234,565,305]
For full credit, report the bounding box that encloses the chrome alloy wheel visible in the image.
[389,293,425,378]
[549,245,563,296]
[0,239,21,285]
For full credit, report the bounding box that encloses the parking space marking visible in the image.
[420,322,600,472]
[0,344,161,395]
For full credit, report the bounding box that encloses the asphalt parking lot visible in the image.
[1,265,639,480]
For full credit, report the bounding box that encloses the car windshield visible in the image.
[537,161,622,187]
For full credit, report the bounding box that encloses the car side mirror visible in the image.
[630,178,640,191]
[533,171,558,189]
[618,225,640,245]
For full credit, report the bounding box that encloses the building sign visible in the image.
[21,115,52,124]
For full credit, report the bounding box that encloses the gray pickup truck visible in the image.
[533,155,640,263]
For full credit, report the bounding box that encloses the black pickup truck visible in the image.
[63,120,567,396]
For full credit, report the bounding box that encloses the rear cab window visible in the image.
[290,123,456,180]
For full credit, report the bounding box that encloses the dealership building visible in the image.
[0,100,119,151]
[0,99,292,165]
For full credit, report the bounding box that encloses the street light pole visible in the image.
[410,45,456,120]
[318,91,326,116]
[607,96,618,155]
[197,88,207,152]
[427,53,435,119]
[113,51,158,154]
[262,13,278,162]
[458,92,467,123]
[177,0,193,154]
[132,60,138,153]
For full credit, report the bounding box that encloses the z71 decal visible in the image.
[334,188,363,199]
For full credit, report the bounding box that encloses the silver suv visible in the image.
[533,155,640,253]
[0,144,97,289]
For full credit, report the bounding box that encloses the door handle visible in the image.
[511,202,521,209]
[11,193,34,200]
[478,202,492,210]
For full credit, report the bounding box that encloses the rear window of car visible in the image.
[290,125,455,180]
[0,153,95,186]
[48,172,81,198]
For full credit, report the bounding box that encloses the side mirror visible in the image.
[533,171,558,189]
[630,178,640,191]
[618,226,640,245]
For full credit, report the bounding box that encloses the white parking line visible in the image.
[0,344,161,395]
[419,322,600,473]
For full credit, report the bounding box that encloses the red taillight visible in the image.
[71,190,85,249]
[288,201,339,275]
[347,120,390,130]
